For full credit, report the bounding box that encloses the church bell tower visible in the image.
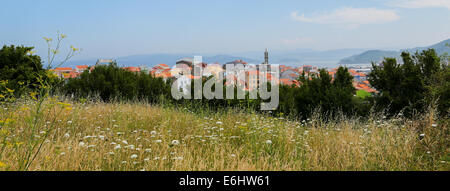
[264,48,269,65]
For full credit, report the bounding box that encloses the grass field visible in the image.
[0,99,448,171]
[356,90,372,99]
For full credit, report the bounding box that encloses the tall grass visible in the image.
[0,98,448,171]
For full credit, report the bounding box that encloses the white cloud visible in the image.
[389,0,450,9]
[291,7,399,26]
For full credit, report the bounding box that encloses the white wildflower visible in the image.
[125,145,135,150]
[173,157,183,160]
[171,140,180,145]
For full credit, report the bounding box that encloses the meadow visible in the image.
[0,98,448,171]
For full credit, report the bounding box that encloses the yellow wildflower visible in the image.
[0,119,13,124]
[30,92,38,101]
[6,88,14,93]
[70,45,79,52]
[26,50,36,55]
[43,37,53,42]
[0,129,9,136]
[20,107,30,111]
[0,161,7,168]
[57,102,71,107]
[238,126,248,131]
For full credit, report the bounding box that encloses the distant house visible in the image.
[302,65,313,73]
[175,74,202,95]
[75,65,88,73]
[242,70,279,91]
[280,69,300,80]
[223,60,248,70]
[122,67,141,73]
[152,63,170,71]
[279,79,300,87]
[139,66,150,74]
[203,63,223,78]
[176,58,194,68]
[50,67,77,79]
[349,69,367,82]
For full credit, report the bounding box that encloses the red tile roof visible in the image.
[54,67,73,71]
[76,65,88,69]
[122,67,141,72]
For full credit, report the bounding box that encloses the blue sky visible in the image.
[1,0,449,60]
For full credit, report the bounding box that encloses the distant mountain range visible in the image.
[63,48,367,68]
[63,54,260,68]
[62,38,449,69]
[339,39,450,65]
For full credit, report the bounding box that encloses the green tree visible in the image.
[0,45,47,96]
[369,49,447,116]
[64,63,170,103]
[293,67,356,119]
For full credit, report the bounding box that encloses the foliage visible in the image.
[356,90,371,99]
[0,32,79,171]
[293,67,357,119]
[0,45,50,97]
[369,49,448,117]
[64,63,170,103]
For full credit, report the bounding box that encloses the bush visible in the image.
[369,49,448,117]
[290,67,357,119]
[0,45,52,97]
[64,63,170,103]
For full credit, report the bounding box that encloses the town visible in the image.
[50,50,377,95]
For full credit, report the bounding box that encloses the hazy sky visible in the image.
[1,0,449,60]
